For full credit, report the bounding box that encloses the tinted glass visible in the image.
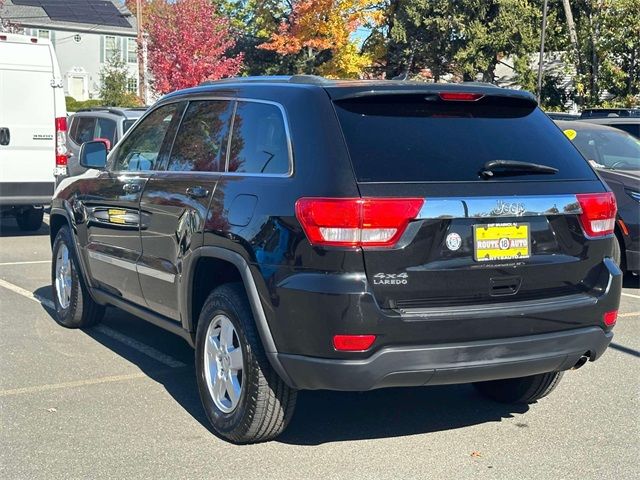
[95,118,117,144]
[609,123,640,139]
[74,116,97,144]
[572,129,640,171]
[228,102,289,174]
[111,103,182,172]
[334,95,597,182]
[123,119,137,134]
[167,100,233,172]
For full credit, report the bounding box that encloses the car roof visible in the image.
[162,75,536,104]
[72,107,147,119]
[578,117,640,125]
[555,119,633,133]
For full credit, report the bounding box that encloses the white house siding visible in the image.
[23,27,138,101]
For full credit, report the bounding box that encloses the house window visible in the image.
[104,35,120,62]
[127,77,138,94]
[37,29,51,39]
[127,38,137,64]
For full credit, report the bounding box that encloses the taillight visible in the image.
[55,117,69,170]
[576,192,617,237]
[295,197,424,248]
[603,310,618,327]
[333,335,376,352]
[439,92,484,101]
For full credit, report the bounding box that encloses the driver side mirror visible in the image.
[79,140,107,169]
[93,137,111,152]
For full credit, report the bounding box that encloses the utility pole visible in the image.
[136,0,147,104]
[536,0,548,103]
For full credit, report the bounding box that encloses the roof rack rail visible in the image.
[199,75,331,87]
[74,107,146,116]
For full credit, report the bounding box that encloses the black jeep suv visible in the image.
[50,76,622,443]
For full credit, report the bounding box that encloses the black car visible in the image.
[556,120,640,274]
[578,117,640,139]
[50,76,622,443]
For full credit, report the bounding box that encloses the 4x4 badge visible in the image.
[373,272,408,285]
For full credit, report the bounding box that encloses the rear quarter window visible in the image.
[334,95,597,182]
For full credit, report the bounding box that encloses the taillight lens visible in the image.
[55,117,69,168]
[576,192,617,237]
[295,197,424,248]
[603,310,618,327]
[333,334,376,352]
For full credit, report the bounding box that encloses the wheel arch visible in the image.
[183,247,295,386]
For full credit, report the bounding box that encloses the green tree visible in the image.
[99,53,140,107]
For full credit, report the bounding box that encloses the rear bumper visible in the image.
[0,182,53,206]
[278,327,613,391]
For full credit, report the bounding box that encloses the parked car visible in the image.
[577,116,640,139]
[63,107,146,181]
[50,76,622,443]
[556,120,639,274]
[546,112,579,121]
[0,32,66,231]
[580,108,640,118]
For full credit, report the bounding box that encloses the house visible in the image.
[0,0,144,102]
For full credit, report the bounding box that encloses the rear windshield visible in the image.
[334,95,597,182]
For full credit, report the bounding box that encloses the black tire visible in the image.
[195,283,297,443]
[473,371,564,404]
[16,207,44,231]
[51,226,104,328]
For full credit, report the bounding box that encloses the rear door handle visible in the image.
[123,183,142,194]
[186,186,209,199]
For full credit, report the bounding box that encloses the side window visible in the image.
[95,118,117,144]
[228,102,290,175]
[68,117,79,144]
[110,103,182,172]
[75,117,97,144]
[167,100,234,172]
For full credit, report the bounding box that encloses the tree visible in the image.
[99,53,140,106]
[146,0,243,94]
[258,0,382,78]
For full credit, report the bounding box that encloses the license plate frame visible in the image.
[473,223,531,262]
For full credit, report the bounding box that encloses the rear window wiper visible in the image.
[480,159,559,179]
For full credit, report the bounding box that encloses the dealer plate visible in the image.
[473,223,530,262]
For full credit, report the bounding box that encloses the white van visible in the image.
[0,32,67,231]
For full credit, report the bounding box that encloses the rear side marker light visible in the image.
[295,197,424,248]
[576,192,617,237]
[439,92,484,102]
[603,310,618,327]
[333,335,376,352]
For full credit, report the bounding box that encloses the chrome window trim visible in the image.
[109,96,294,177]
[417,195,582,219]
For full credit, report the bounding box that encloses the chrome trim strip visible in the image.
[136,264,176,283]
[88,250,137,272]
[88,251,175,283]
[417,195,582,219]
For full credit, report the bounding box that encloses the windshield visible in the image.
[334,95,596,182]
[568,128,640,171]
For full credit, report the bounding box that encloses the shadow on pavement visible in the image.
[34,285,529,445]
[622,272,639,289]
[0,216,50,237]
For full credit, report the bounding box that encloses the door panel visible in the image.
[82,102,185,305]
[139,99,233,320]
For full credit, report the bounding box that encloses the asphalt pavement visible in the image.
[1,215,638,480]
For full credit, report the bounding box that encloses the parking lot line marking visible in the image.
[93,325,186,368]
[621,292,640,300]
[0,372,149,398]
[0,260,50,266]
[0,277,55,309]
[619,311,639,318]
[0,278,186,369]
